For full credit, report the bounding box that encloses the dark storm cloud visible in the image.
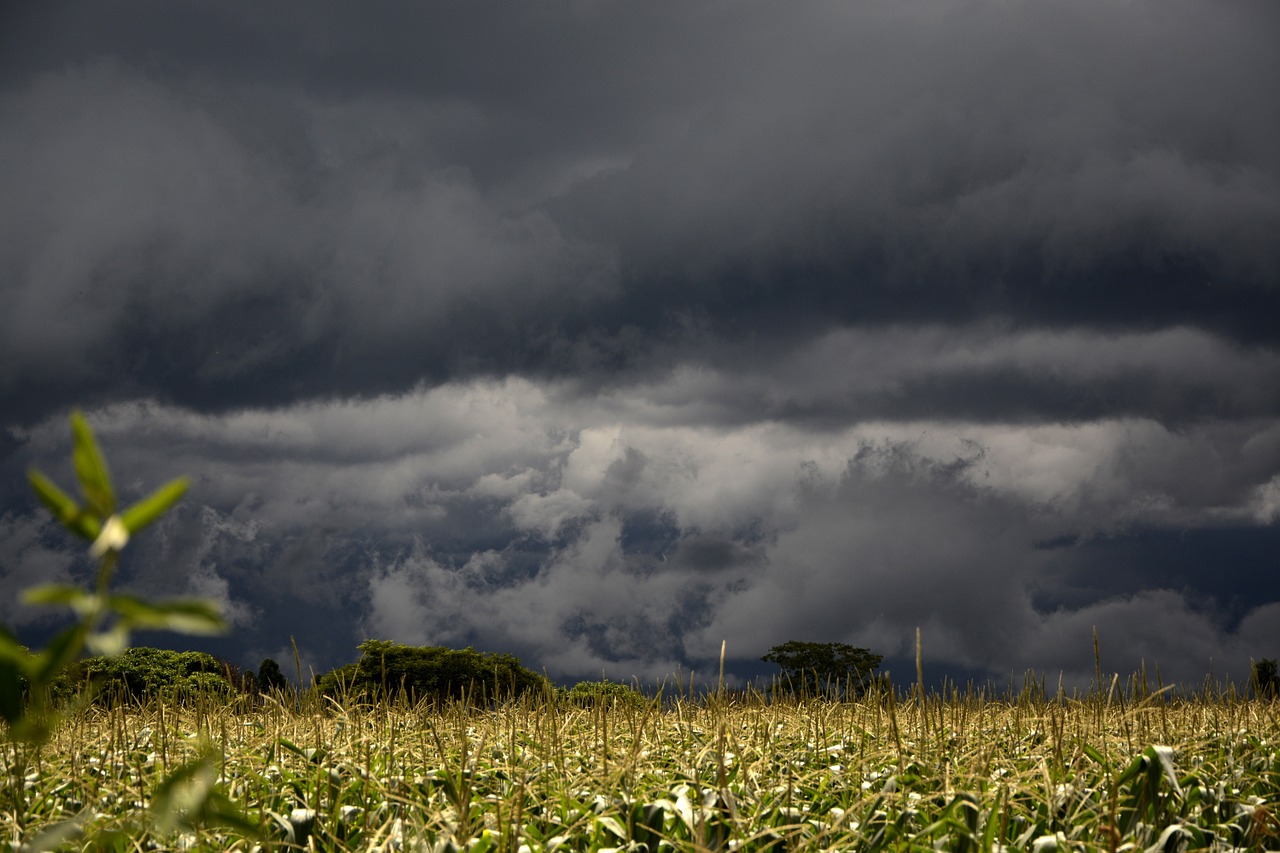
[3,2,1280,686]
[2,0,1279,427]
[7,391,1277,684]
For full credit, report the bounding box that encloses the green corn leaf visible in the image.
[31,623,86,685]
[981,788,1004,852]
[0,628,33,671]
[195,794,265,840]
[1146,745,1182,795]
[28,469,100,541]
[108,594,226,635]
[468,832,498,853]
[85,624,131,657]
[150,750,219,834]
[23,583,96,613]
[0,659,24,725]
[71,410,115,517]
[1080,742,1109,769]
[595,815,627,842]
[13,815,91,853]
[1116,752,1149,787]
[150,748,265,838]
[120,476,189,535]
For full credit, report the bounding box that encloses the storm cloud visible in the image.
[2,0,1278,687]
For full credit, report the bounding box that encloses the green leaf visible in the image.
[1116,752,1148,787]
[1080,742,1109,769]
[27,469,100,541]
[596,815,627,841]
[1146,745,1182,795]
[23,584,96,614]
[197,793,266,840]
[109,594,226,635]
[0,623,33,665]
[12,814,88,852]
[31,623,87,686]
[86,624,131,657]
[150,750,218,834]
[120,476,189,535]
[71,410,115,517]
[0,659,25,725]
[151,748,265,838]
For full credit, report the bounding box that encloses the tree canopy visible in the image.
[762,641,883,698]
[315,640,550,704]
[66,647,234,704]
[257,657,289,693]
[1253,659,1279,700]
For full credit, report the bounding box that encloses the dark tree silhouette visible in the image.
[314,640,549,704]
[1253,658,1279,700]
[762,641,883,698]
[257,657,289,693]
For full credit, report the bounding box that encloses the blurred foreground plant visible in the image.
[0,411,257,846]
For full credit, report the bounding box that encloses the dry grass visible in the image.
[4,683,1280,851]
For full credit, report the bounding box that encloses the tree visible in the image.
[257,657,289,693]
[315,640,550,704]
[1253,658,1279,700]
[69,647,235,704]
[762,641,883,698]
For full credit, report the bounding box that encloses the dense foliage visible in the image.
[65,647,234,703]
[563,678,649,707]
[257,657,289,693]
[1252,658,1279,699]
[314,639,550,704]
[762,640,884,697]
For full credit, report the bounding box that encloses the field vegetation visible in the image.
[5,677,1280,851]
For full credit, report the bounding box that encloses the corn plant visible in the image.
[0,411,257,848]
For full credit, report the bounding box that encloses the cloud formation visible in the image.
[2,1,1278,687]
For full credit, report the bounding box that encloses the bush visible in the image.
[313,662,360,698]
[64,647,236,704]
[315,640,550,705]
[564,679,648,708]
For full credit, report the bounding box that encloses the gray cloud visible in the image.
[2,1,1279,686]
[1,1,1278,426]
[9,389,1279,684]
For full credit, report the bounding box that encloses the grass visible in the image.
[4,679,1280,852]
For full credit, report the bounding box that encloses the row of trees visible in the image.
[46,642,1280,706]
[44,647,293,704]
[42,640,882,706]
[40,643,546,706]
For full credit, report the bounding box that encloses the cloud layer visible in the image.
[2,1,1278,687]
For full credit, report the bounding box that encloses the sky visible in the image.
[2,0,1279,691]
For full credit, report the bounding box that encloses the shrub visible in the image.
[564,679,648,708]
[66,647,235,704]
[313,662,360,698]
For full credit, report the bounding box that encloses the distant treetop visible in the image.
[762,641,883,698]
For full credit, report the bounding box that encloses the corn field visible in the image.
[4,678,1280,852]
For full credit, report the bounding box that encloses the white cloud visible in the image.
[506,490,595,539]
[11,368,1280,682]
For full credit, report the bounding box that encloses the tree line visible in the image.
[35,640,1280,708]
